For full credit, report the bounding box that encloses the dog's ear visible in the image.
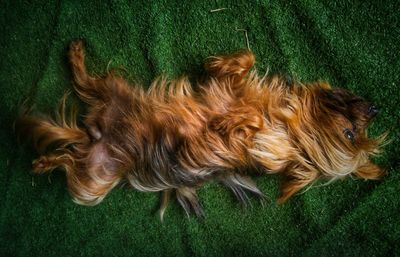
[278,166,318,203]
[354,161,385,180]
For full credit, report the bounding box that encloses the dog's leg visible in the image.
[221,173,265,207]
[68,41,135,105]
[33,142,122,206]
[176,187,204,218]
[278,165,318,203]
[159,189,172,221]
[209,106,264,149]
[204,50,255,81]
[68,40,135,141]
[355,161,385,180]
[68,40,133,103]
[32,153,74,173]
[68,40,99,103]
[33,140,122,206]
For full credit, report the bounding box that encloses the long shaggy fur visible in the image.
[16,41,386,218]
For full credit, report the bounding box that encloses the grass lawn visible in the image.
[0,0,399,256]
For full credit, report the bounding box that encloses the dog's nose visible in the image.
[368,105,379,116]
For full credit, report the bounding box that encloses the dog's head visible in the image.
[288,82,386,181]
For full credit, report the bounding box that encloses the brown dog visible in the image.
[16,40,385,218]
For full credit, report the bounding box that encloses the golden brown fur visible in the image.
[16,41,386,218]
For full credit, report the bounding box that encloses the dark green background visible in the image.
[1,1,399,256]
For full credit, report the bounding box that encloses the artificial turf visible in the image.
[1,0,399,256]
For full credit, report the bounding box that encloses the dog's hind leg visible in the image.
[68,40,135,142]
[68,40,133,104]
[32,153,74,174]
[68,40,100,104]
[32,149,122,206]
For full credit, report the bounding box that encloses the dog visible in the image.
[16,40,386,218]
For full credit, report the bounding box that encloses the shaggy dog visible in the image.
[16,40,385,218]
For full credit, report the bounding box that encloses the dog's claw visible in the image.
[32,156,54,173]
[70,40,83,51]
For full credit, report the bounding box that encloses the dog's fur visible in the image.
[16,41,386,218]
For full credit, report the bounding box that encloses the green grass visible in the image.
[1,0,399,256]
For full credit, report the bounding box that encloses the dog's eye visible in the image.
[343,128,354,142]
